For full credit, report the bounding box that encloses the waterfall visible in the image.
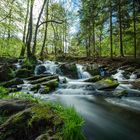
[76,64,91,79]
[35,61,62,75]
[112,69,125,81]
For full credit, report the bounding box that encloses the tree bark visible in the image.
[40,0,49,57]
[32,0,47,55]
[26,0,34,58]
[133,0,137,58]
[110,0,113,58]
[118,0,124,57]
[20,0,29,57]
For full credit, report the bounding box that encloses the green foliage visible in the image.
[9,92,39,103]
[0,86,9,99]
[44,86,50,93]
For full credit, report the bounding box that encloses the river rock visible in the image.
[0,102,63,140]
[94,78,119,90]
[86,64,100,76]
[131,79,140,89]
[59,63,78,79]
[84,75,102,83]
[35,65,46,75]
[134,69,140,78]
[0,64,13,82]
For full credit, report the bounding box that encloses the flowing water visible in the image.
[23,61,140,140]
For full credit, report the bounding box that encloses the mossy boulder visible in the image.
[113,90,128,97]
[59,63,78,79]
[94,78,119,90]
[35,65,46,75]
[0,78,24,88]
[86,64,100,76]
[84,75,102,83]
[0,105,63,140]
[16,69,32,78]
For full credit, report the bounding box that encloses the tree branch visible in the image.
[38,20,64,28]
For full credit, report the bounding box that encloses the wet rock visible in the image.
[0,78,24,88]
[35,65,46,75]
[0,64,14,82]
[86,64,100,76]
[30,85,41,91]
[131,79,140,89]
[134,69,140,78]
[38,87,49,94]
[16,68,32,78]
[94,78,119,90]
[59,63,78,79]
[113,90,128,97]
[84,75,102,83]
[0,103,63,140]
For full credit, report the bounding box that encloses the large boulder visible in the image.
[0,103,63,140]
[0,64,13,82]
[59,63,78,79]
[86,64,100,76]
[35,65,46,75]
[94,78,119,90]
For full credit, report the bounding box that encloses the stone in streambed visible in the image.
[35,65,46,75]
[94,78,119,90]
[59,63,78,79]
[84,75,102,83]
[131,79,140,89]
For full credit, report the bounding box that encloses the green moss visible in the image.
[0,86,9,99]
[44,86,50,93]
[16,68,32,78]
[85,75,102,83]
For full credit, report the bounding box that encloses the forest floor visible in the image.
[56,56,140,69]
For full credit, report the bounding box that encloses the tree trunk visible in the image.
[118,0,124,57]
[20,0,30,57]
[40,0,49,57]
[133,0,137,58]
[32,0,47,55]
[26,0,34,58]
[110,0,113,58]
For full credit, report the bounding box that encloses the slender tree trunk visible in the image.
[99,33,102,57]
[133,0,137,58]
[93,22,96,58]
[40,0,49,57]
[118,0,124,57]
[26,0,34,58]
[32,0,47,55]
[20,0,29,57]
[110,0,113,58]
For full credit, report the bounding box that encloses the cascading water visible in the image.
[112,69,125,82]
[76,64,91,79]
[16,59,140,140]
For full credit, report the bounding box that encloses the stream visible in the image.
[19,61,140,140]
